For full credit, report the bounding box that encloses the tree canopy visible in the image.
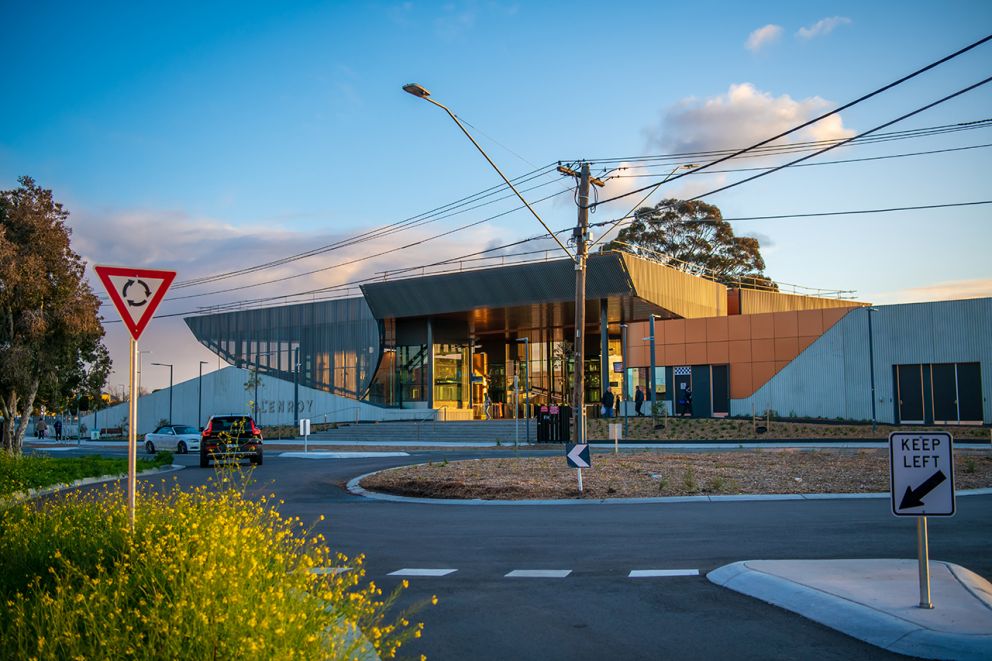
[606,198,775,290]
[1,177,109,453]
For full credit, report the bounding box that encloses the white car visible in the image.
[144,425,201,455]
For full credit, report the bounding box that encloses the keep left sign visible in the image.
[889,432,955,517]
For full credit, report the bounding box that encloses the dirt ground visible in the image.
[359,449,992,500]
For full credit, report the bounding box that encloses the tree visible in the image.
[0,177,109,453]
[606,198,776,290]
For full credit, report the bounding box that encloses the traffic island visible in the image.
[356,449,992,501]
[708,559,992,660]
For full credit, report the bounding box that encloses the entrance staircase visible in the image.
[310,419,536,444]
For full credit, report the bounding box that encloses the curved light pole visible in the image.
[151,363,173,424]
[402,83,572,260]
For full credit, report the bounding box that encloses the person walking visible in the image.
[36,418,48,440]
[600,387,615,418]
[682,386,693,417]
[54,418,63,441]
[634,385,644,416]
[614,390,621,418]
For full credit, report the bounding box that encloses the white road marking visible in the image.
[505,570,572,578]
[311,567,352,575]
[628,569,700,577]
[278,451,410,459]
[388,568,458,577]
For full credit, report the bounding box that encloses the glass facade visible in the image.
[185,297,381,400]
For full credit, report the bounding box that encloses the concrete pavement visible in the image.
[709,559,992,660]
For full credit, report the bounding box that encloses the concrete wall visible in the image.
[89,367,434,436]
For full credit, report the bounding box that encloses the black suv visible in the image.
[200,415,263,468]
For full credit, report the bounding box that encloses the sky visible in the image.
[2,1,991,393]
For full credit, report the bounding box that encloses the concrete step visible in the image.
[311,420,537,443]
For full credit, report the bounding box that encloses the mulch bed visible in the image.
[360,449,992,500]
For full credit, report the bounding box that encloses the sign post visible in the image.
[566,442,591,492]
[889,431,955,609]
[95,266,176,529]
[300,418,311,453]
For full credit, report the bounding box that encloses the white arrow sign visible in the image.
[566,443,591,468]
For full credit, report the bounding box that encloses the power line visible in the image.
[588,33,992,208]
[607,142,992,179]
[718,200,992,222]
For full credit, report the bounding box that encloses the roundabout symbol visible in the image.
[122,278,152,307]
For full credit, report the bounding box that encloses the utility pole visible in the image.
[572,163,591,445]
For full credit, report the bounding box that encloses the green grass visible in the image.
[0,452,174,498]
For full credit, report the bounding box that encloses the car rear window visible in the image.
[211,417,253,432]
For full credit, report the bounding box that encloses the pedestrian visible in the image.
[54,418,63,441]
[614,390,621,418]
[682,386,693,417]
[483,391,492,420]
[600,387,614,418]
[36,418,47,440]
[634,385,644,416]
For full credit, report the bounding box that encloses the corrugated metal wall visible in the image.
[736,289,867,314]
[731,298,992,423]
[620,253,727,319]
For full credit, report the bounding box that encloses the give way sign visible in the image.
[95,265,176,340]
[889,431,955,517]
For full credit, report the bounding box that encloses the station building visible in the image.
[184,247,992,427]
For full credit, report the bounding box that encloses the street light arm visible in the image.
[410,90,575,261]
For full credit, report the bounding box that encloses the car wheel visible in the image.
[145,441,155,454]
[177,441,187,455]
[199,449,210,468]
[251,451,263,466]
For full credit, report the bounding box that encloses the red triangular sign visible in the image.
[95,265,177,340]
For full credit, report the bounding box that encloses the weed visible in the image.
[683,467,697,492]
[964,458,977,474]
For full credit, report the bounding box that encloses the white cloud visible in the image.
[797,16,851,40]
[746,24,783,52]
[868,278,992,305]
[69,206,506,392]
[645,83,855,156]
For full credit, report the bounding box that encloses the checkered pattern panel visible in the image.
[674,366,691,376]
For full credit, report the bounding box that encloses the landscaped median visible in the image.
[0,452,175,502]
[359,449,992,500]
[0,471,429,659]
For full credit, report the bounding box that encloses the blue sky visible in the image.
[3,1,991,392]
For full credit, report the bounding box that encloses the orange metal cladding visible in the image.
[628,307,858,399]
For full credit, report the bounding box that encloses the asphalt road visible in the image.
[37,445,992,660]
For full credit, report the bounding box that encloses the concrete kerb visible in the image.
[1,464,186,508]
[344,464,992,506]
[708,559,992,660]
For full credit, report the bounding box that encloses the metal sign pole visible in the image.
[127,337,138,530]
[577,467,583,493]
[917,516,933,608]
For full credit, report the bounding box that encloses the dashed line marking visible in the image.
[388,568,458,577]
[311,567,351,575]
[628,569,700,578]
[505,570,572,578]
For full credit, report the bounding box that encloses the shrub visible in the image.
[0,476,426,659]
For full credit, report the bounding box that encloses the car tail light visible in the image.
[250,420,261,436]
[202,421,212,437]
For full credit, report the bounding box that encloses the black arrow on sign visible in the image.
[899,470,947,510]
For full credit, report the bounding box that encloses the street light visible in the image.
[198,361,209,429]
[516,337,530,443]
[151,363,173,424]
[402,83,572,261]
[137,350,152,398]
